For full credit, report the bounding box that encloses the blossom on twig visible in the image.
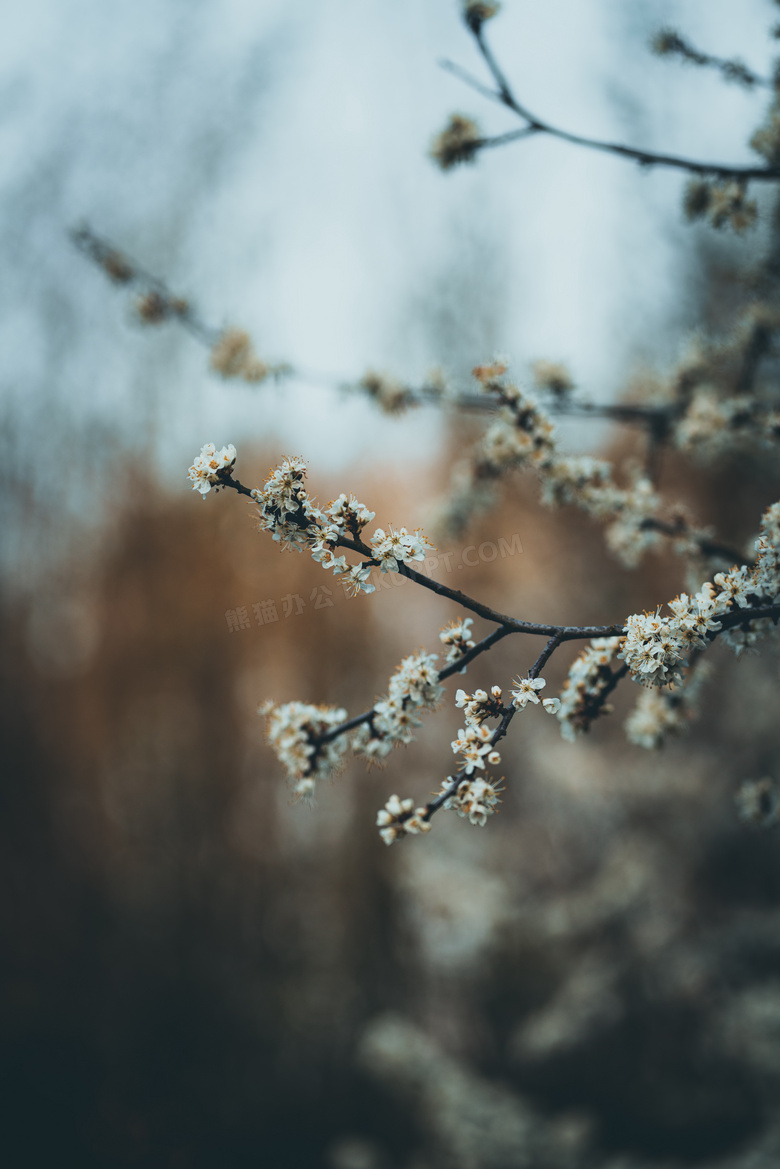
[376,795,431,845]
[438,775,502,826]
[261,700,349,800]
[187,442,237,497]
[440,618,476,669]
[430,114,482,171]
[353,652,444,763]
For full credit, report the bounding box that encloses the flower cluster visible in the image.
[510,675,560,714]
[261,700,348,799]
[539,454,662,569]
[376,795,432,845]
[454,685,503,724]
[444,684,504,825]
[735,777,780,828]
[355,652,444,763]
[358,370,416,415]
[624,663,710,749]
[556,637,623,741]
[252,455,321,551]
[620,510,780,688]
[210,327,269,383]
[601,475,663,568]
[451,722,502,774]
[714,504,780,655]
[683,178,757,234]
[370,527,434,573]
[430,114,482,171]
[439,618,476,668]
[323,492,376,537]
[310,493,377,581]
[674,389,758,460]
[476,366,556,472]
[754,501,780,600]
[532,359,574,397]
[619,590,723,688]
[236,454,437,596]
[536,454,613,509]
[438,774,502,826]
[440,364,667,568]
[135,290,186,324]
[751,95,780,167]
[187,442,237,497]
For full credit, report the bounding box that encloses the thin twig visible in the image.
[641,517,747,565]
[443,27,780,182]
[71,226,222,346]
[652,30,773,90]
[316,625,514,748]
[333,530,625,639]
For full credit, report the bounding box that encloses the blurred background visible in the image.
[3,1,780,1166]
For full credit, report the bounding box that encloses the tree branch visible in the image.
[640,517,748,566]
[443,27,780,182]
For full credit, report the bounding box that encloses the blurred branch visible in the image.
[651,28,775,90]
[640,518,748,566]
[71,224,773,582]
[70,224,689,439]
[71,225,221,346]
[440,24,780,181]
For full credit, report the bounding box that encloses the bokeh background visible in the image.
[3,1,780,1166]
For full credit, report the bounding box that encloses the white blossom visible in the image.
[342,563,376,596]
[354,651,443,762]
[619,590,724,689]
[391,651,443,709]
[624,663,710,749]
[439,617,476,669]
[439,364,676,569]
[309,535,348,576]
[253,455,322,551]
[674,388,757,460]
[359,370,415,415]
[451,721,497,774]
[712,565,754,608]
[620,521,780,687]
[557,637,623,741]
[187,442,237,496]
[261,700,348,796]
[603,476,663,569]
[510,676,546,708]
[322,493,376,537]
[438,774,502,827]
[539,454,613,510]
[454,685,503,725]
[376,794,431,845]
[369,526,434,573]
[735,777,780,828]
[755,500,780,601]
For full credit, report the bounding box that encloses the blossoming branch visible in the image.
[186,439,780,845]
